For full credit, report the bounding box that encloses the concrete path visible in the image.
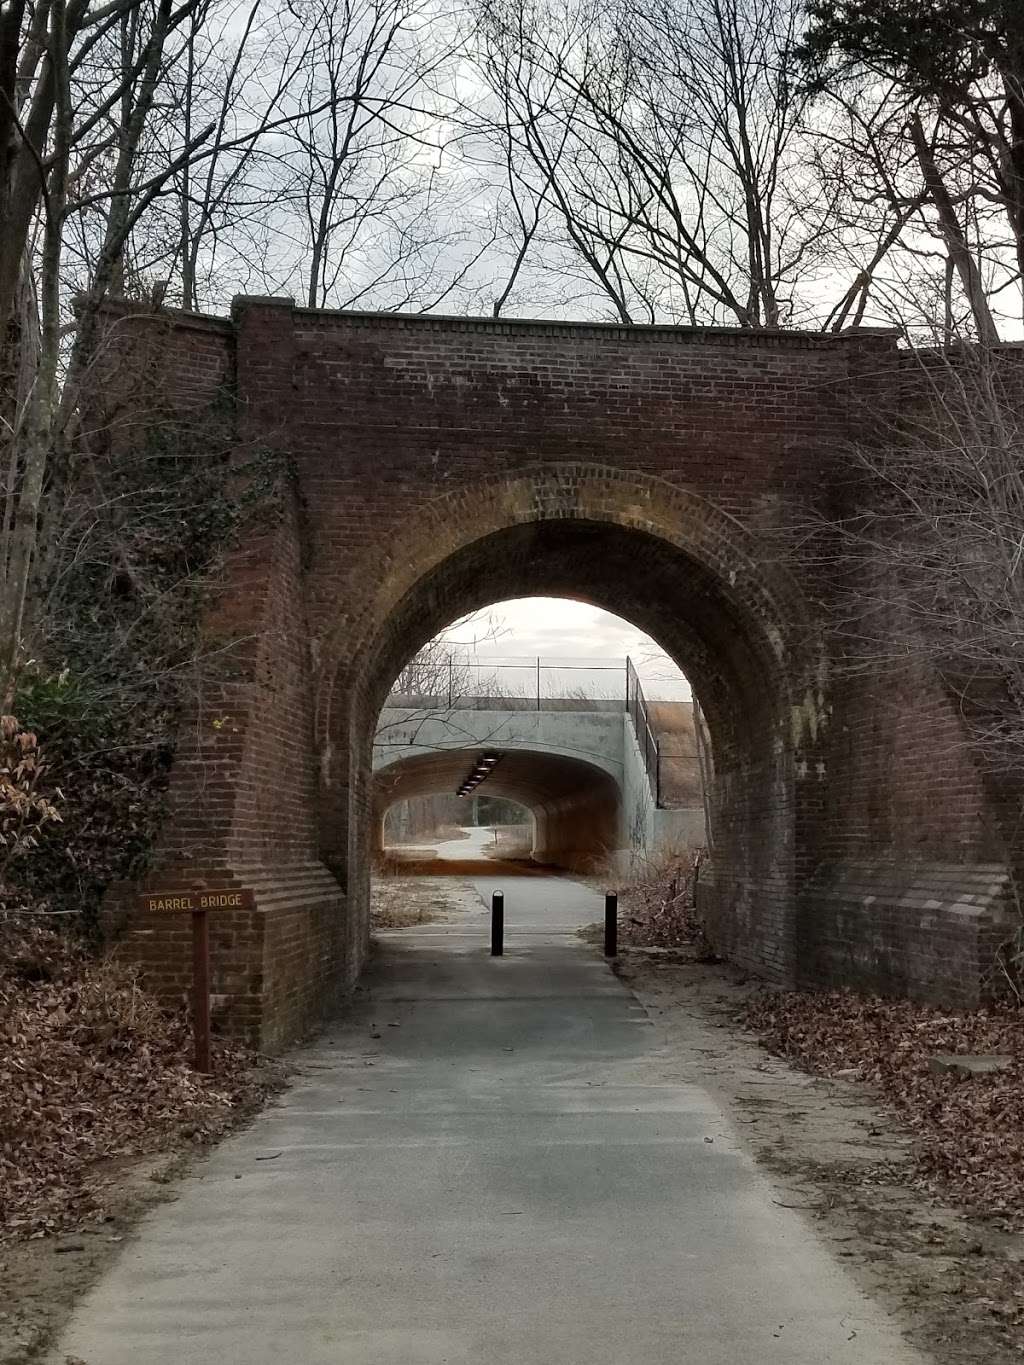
[396,827,500,863]
[47,875,928,1365]
[432,826,502,862]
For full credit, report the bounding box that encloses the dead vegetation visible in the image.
[647,701,702,807]
[370,878,447,928]
[0,921,277,1242]
[745,987,1024,1229]
[486,823,533,860]
[604,849,711,951]
[370,874,488,933]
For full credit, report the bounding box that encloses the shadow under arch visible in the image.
[318,464,824,989]
[315,463,807,747]
[373,747,622,872]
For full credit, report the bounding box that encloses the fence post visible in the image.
[491,890,504,956]
[604,892,618,958]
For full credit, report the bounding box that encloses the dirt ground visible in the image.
[616,947,1024,1364]
[1,1151,190,1362]
[371,873,487,927]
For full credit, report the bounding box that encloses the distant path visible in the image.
[381,825,553,880]
[47,875,929,1365]
[433,825,504,861]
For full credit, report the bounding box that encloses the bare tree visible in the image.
[804,2,1024,340]
[265,0,484,313]
[168,1,311,312]
[790,343,1024,779]
[474,0,823,326]
[471,0,640,320]
[385,611,509,707]
[0,0,218,698]
[0,0,500,700]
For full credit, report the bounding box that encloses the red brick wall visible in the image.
[90,304,234,432]
[92,299,1015,1044]
[105,433,346,1046]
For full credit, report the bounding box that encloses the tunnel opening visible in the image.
[319,496,811,996]
[381,792,533,864]
[369,594,703,882]
[373,741,624,875]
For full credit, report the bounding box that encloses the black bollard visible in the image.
[604,891,618,958]
[491,890,504,956]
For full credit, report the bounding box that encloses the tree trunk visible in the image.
[909,112,1000,344]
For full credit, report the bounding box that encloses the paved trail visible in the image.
[48,870,927,1364]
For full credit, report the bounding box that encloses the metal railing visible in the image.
[385,653,688,810]
[387,655,629,710]
[625,656,664,806]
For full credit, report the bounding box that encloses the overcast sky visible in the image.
[441,597,691,700]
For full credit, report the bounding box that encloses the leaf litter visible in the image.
[1,921,278,1243]
[744,987,1024,1227]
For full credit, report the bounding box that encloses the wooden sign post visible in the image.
[192,906,211,1073]
[139,889,254,1074]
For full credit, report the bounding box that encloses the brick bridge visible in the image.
[95,299,1014,1049]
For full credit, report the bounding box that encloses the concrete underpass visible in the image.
[374,746,619,870]
[373,698,704,872]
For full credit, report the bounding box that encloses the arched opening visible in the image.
[373,745,622,872]
[381,792,534,865]
[318,494,814,993]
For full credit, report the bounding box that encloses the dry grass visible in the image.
[647,701,695,738]
[370,878,447,927]
[590,847,710,949]
[488,824,533,859]
[647,702,702,806]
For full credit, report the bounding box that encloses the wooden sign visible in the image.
[134,888,251,1076]
[140,888,255,913]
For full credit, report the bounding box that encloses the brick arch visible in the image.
[319,464,823,993]
[94,301,1012,1048]
[315,463,812,752]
